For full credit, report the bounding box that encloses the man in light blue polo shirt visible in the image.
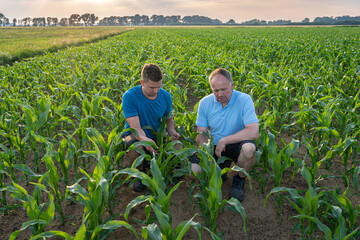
[192,68,259,202]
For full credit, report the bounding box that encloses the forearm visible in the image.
[132,127,150,141]
[165,117,177,134]
[196,133,208,147]
[219,122,259,145]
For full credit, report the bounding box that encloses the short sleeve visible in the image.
[122,91,138,118]
[164,91,172,116]
[196,99,208,127]
[242,95,258,126]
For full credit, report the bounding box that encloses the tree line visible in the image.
[1,12,360,27]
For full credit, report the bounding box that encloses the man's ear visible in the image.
[140,79,144,86]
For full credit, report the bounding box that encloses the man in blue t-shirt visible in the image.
[191,68,259,202]
[122,63,180,191]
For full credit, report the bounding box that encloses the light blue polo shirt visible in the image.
[196,90,258,145]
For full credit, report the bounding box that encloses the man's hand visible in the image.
[168,130,181,140]
[139,136,159,154]
[215,138,227,158]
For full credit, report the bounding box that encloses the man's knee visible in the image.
[191,163,201,174]
[241,143,256,159]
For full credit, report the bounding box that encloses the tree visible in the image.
[80,13,91,26]
[0,13,9,26]
[59,18,69,26]
[226,19,236,25]
[301,18,310,24]
[32,17,46,26]
[90,14,98,26]
[69,14,81,26]
[13,18,17,27]
[22,17,32,26]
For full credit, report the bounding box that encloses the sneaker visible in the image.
[230,175,245,202]
[132,180,147,192]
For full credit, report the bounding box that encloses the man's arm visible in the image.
[196,126,210,148]
[165,117,180,139]
[215,122,259,158]
[126,116,157,152]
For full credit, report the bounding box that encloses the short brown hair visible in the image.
[141,63,163,82]
[209,68,233,84]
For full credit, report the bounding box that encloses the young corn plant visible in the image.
[42,153,67,226]
[327,188,360,232]
[67,164,110,239]
[85,126,126,215]
[120,158,207,240]
[45,139,72,185]
[260,129,300,187]
[8,179,55,239]
[295,206,360,240]
[121,157,181,219]
[141,201,205,240]
[189,145,249,235]
[31,220,138,240]
[264,165,328,238]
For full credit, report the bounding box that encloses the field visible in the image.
[0,26,360,239]
[0,27,132,65]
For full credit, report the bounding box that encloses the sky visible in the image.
[1,0,360,23]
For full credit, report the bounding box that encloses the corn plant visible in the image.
[120,158,207,240]
[8,179,55,239]
[42,153,67,225]
[264,165,328,238]
[45,139,72,185]
[141,202,205,240]
[327,189,360,231]
[295,206,360,240]
[189,145,249,235]
[121,157,181,218]
[259,129,300,187]
[31,221,138,240]
[67,166,109,239]
[85,126,126,215]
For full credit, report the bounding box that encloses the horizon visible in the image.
[1,0,360,23]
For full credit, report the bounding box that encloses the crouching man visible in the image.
[191,68,259,202]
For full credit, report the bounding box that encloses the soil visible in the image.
[0,91,358,240]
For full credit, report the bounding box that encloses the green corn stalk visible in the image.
[189,145,248,235]
[121,157,181,218]
[120,158,204,240]
[67,160,112,239]
[261,130,300,187]
[295,206,360,240]
[141,202,203,240]
[0,143,17,182]
[264,166,327,238]
[0,162,9,215]
[8,179,55,239]
[46,139,72,185]
[327,189,360,231]
[42,154,67,226]
[31,220,138,240]
[85,126,125,214]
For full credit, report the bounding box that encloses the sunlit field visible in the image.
[0,26,132,65]
[0,26,359,239]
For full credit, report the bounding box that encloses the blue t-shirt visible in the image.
[196,90,258,145]
[122,86,172,139]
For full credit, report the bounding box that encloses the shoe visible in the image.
[230,175,245,202]
[132,180,147,192]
